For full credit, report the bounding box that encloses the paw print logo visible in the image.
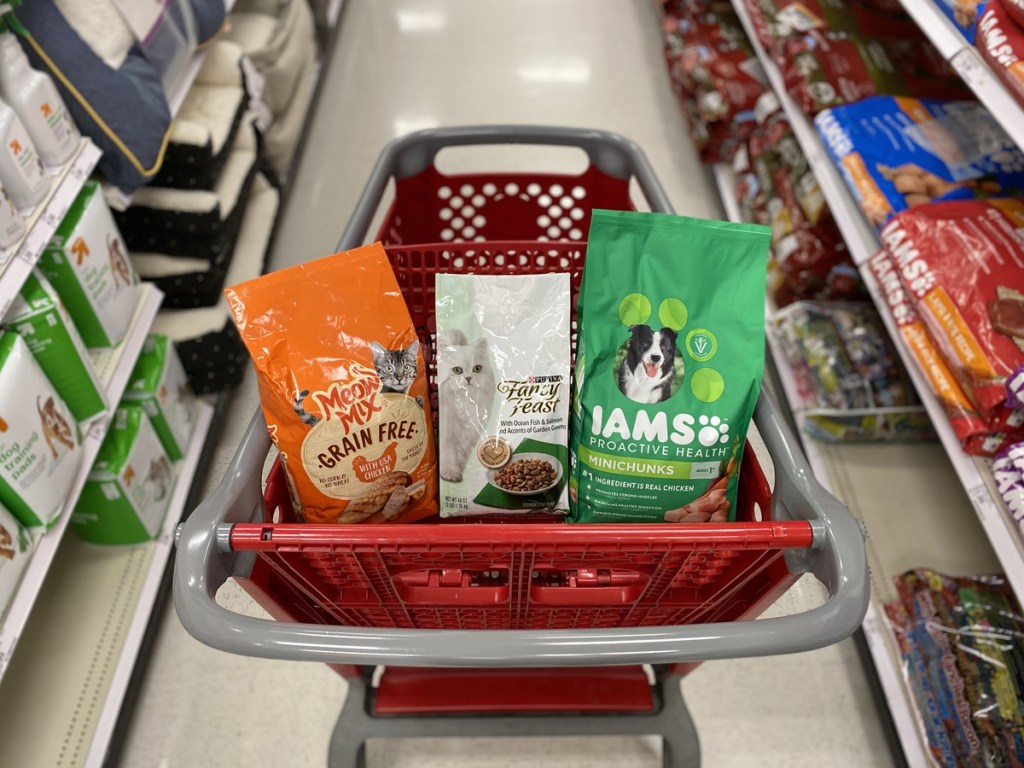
[697,415,729,447]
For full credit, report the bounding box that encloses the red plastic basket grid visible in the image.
[233,442,808,632]
[378,165,635,246]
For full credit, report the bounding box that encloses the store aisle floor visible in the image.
[117,2,896,766]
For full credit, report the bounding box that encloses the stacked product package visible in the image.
[113,39,278,396]
[731,93,864,307]
[995,442,1024,546]
[927,0,1024,109]
[885,569,1024,767]
[976,0,1024,108]
[867,200,1024,456]
[742,0,971,116]
[660,0,768,163]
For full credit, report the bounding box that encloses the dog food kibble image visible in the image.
[492,459,558,493]
[569,210,769,523]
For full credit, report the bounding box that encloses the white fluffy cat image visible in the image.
[438,328,496,482]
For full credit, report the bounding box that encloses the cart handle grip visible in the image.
[173,384,869,667]
[338,125,673,250]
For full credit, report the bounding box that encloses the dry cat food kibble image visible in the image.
[492,458,558,493]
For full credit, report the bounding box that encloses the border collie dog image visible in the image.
[618,324,679,404]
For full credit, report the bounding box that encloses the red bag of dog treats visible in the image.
[780,31,971,115]
[867,248,1024,455]
[977,0,1024,109]
[751,104,862,304]
[1004,0,1024,28]
[879,200,1024,421]
[661,2,765,163]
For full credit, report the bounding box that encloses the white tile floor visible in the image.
[116,2,898,765]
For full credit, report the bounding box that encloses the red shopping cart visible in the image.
[174,126,868,767]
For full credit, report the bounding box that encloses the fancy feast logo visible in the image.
[497,376,564,416]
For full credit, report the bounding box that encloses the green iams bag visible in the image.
[569,211,770,523]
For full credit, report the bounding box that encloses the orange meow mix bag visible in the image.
[225,244,438,524]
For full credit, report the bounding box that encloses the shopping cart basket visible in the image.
[174,126,869,767]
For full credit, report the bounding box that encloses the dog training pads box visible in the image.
[0,332,83,530]
[5,270,107,423]
[40,181,140,348]
[123,335,196,461]
[0,502,32,618]
[73,404,174,545]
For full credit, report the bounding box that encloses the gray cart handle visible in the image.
[174,125,869,667]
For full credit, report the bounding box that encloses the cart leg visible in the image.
[327,671,374,768]
[327,669,700,767]
[658,672,701,768]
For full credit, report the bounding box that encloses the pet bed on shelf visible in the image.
[151,41,250,190]
[150,170,278,393]
[115,123,260,259]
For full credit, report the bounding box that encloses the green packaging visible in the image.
[0,502,32,616]
[73,404,174,545]
[5,270,107,422]
[569,211,769,523]
[0,332,83,530]
[40,181,139,348]
[123,335,196,460]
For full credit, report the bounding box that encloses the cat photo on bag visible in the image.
[372,340,425,407]
[438,329,496,483]
[294,339,426,428]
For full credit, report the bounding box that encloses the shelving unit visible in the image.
[0,399,214,768]
[893,0,1024,150]
[0,283,162,683]
[860,266,1024,596]
[727,0,1022,589]
[0,139,102,316]
[712,161,1003,768]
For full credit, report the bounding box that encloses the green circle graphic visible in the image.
[658,298,688,331]
[685,328,718,362]
[618,293,651,326]
[691,368,725,403]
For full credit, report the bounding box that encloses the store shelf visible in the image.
[730,0,1024,590]
[0,399,214,768]
[713,162,996,768]
[729,0,882,266]
[0,139,102,317]
[860,264,1024,595]
[893,0,1024,150]
[0,283,162,684]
